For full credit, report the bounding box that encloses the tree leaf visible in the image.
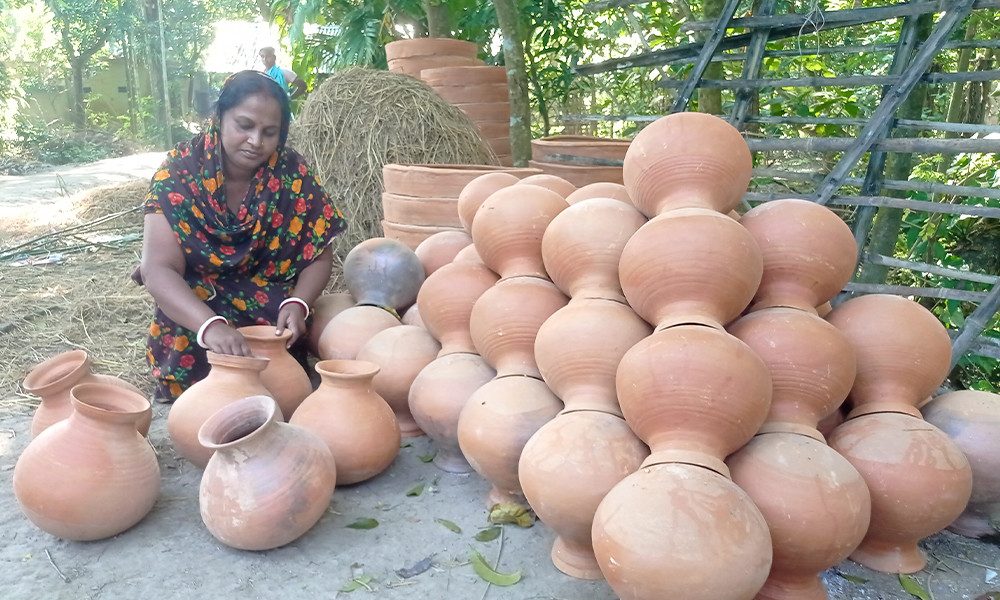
[488,502,535,527]
[346,518,379,529]
[405,483,425,497]
[468,548,521,586]
[838,572,869,584]
[340,575,373,592]
[400,441,412,448]
[899,574,931,600]
[435,518,462,533]
[418,452,436,463]
[474,526,502,542]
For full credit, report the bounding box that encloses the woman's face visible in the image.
[219,92,282,177]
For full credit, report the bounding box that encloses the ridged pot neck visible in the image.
[205,351,269,373]
[846,402,923,421]
[755,421,826,443]
[198,395,279,451]
[23,350,92,395]
[315,359,380,386]
[70,382,150,427]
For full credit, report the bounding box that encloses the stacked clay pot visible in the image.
[421,66,512,165]
[529,135,631,187]
[385,37,480,79]
[592,112,774,600]
[826,294,973,573]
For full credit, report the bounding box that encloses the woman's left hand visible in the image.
[276,303,308,348]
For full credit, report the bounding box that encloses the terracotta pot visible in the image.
[385,38,478,61]
[534,298,651,417]
[409,352,496,473]
[727,307,856,432]
[356,325,441,437]
[457,172,520,232]
[528,159,624,187]
[453,242,486,266]
[922,390,1000,538]
[14,382,159,541]
[470,276,569,378]
[307,293,355,357]
[514,173,576,198]
[616,325,771,477]
[238,325,312,419]
[168,351,273,468]
[343,237,425,313]
[519,410,648,579]
[383,164,539,199]
[623,112,752,217]
[564,182,631,205]
[421,65,507,86]
[619,208,763,330]
[541,197,646,302]
[531,135,631,164]
[199,395,336,550]
[317,305,401,361]
[401,304,424,328]
[388,56,478,78]
[457,375,562,507]
[728,431,871,600]
[592,462,772,600]
[740,199,858,312]
[475,119,510,140]
[471,184,568,279]
[414,230,472,277]
[417,259,500,356]
[828,411,972,573]
[432,83,509,104]
[289,360,400,485]
[453,101,511,122]
[381,192,462,228]
[382,219,466,250]
[825,294,951,413]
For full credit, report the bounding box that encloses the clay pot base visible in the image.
[398,415,425,438]
[552,536,604,580]
[433,447,473,474]
[754,573,827,600]
[849,539,927,574]
[948,507,1000,538]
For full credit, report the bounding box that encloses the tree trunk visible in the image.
[699,0,724,114]
[70,57,85,129]
[523,38,550,136]
[424,0,452,38]
[493,0,531,167]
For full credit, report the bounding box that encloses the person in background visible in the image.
[137,70,346,402]
[259,46,307,99]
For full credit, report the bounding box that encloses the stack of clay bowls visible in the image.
[421,66,512,166]
[385,38,480,78]
[529,135,630,187]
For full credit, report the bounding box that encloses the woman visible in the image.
[139,70,346,402]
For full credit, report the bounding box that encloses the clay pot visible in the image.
[356,325,441,437]
[471,184,568,279]
[922,390,1000,538]
[307,293,355,357]
[616,325,771,477]
[421,65,507,86]
[469,276,569,378]
[828,411,972,573]
[825,294,951,413]
[541,197,646,302]
[414,230,472,277]
[289,360,401,485]
[457,172,521,232]
[417,259,500,356]
[514,173,576,198]
[381,220,466,250]
[531,135,630,164]
[457,375,562,507]
[474,119,511,140]
[385,38,478,61]
[14,382,160,541]
[528,160,624,187]
[382,192,462,228]
[23,349,150,437]
[167,351,273,468]
[453,102,511,122]
[343,237,425,313]
[564,182,631,205]
[534,298,652,417]
[409,352,496,473]
[619,208,763,330]
[238,325,312,419]
[317,305,401,361]
[383,163,539,199]
[401,304,424,328]
[623,112,752,217]
[592,462,772,600]
[432,83,508,104]
[199,395,336,550]
[740,199,858,312]
[727,307,856,432]
[519,410,649,579]
[453,243,486,266]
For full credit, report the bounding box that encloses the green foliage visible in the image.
[11,116,111,163]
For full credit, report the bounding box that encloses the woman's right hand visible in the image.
[201,321,252,356]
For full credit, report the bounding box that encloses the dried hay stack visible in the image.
[288,67,496,288]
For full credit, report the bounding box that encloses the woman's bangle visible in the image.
[196,315,229,349]
[279,296,310,319]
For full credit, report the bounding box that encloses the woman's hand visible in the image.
[275,303,307,348]
[201,320,252,356]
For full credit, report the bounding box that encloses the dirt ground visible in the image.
[1,155,999,600]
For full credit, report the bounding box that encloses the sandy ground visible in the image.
[1,155,999,600]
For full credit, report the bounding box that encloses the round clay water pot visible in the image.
[307,293,356,357]
[922,390,1000,538]
[356,325,441,437]
[825,294,951,411]
[401,304,424,328]
[564,182,631,205]
[14,382,160,541]
[417,259,500,356]
[619,208,763,330]
[317,305,401,361]
[457,172,520,232]
[828,411,972,573]
[238,325,313,419]
[740,199,858,312]
[168,352,274,468]
[471,184,568,279]
[414,230,472,277]
[453,243,486,266]
[541,197,646,302]
[591,462,772,600]
[469,276,569,378]
[409,352,496,473]
[457,375,563,507]
[534,298,651,417]
[289,360,400,485]
[199,395,336,550]
[515,173,576,198]
[728,431,871,600]
[343,237,425,313]
[519,410,649,579]
[623,112,752,217]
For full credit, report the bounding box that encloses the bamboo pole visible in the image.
[862,253,1000,285]
[950,283,1000,368]
[751,168,1000,200]
[730,0,776,130]
[656,69,1000,89]
[670,0,742,113]
[841,282,988,303]
[743,192,1000,219]
[748,137,1000,154]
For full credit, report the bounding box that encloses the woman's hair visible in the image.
[215,70,292,145]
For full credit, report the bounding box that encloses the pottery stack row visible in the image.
[422,66,513,166]
[529,135,630,187]
[385,37,481,79]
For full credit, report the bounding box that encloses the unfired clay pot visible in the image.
[515,173,576,198]
[519,410,648,579]
[457,172,520,232]
[307,292,355,357]
[416,259,500,356]
[317,305,401,360]
[401,304,424,328]
[238,325,312,419]
[289,360,400,485]
[564,182,631,205]
[199,395,336,550]
[356,325,441,437]
[343,237,426,313]
[471,184,568,279]
[14,382,160,541]
[414,230,473,277]
[409,352,496,473]
[452,243,486,266]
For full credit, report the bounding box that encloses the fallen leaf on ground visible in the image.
[469,547,521,586]
[418,452,436,463]
[340,575,374,592]
[435,518,462,533]
[405,483,424,497]
[488,502,534,527]
[474,526,502,542]
[395,555,435,579]
[346,518,379,530]
[899,574,931,600]
[837,572,869,584]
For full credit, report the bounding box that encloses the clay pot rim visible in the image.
[70,382,150,422]
[755,422,826,442]
[654,319,725,333]
[198,394,278,450]
[846,403,923,421]
[237,324,292,342]
[23,349,91,394]
[558,407,626,420]
[205,351,270,371]
[315,359,381,379]
[640,453,731,480]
